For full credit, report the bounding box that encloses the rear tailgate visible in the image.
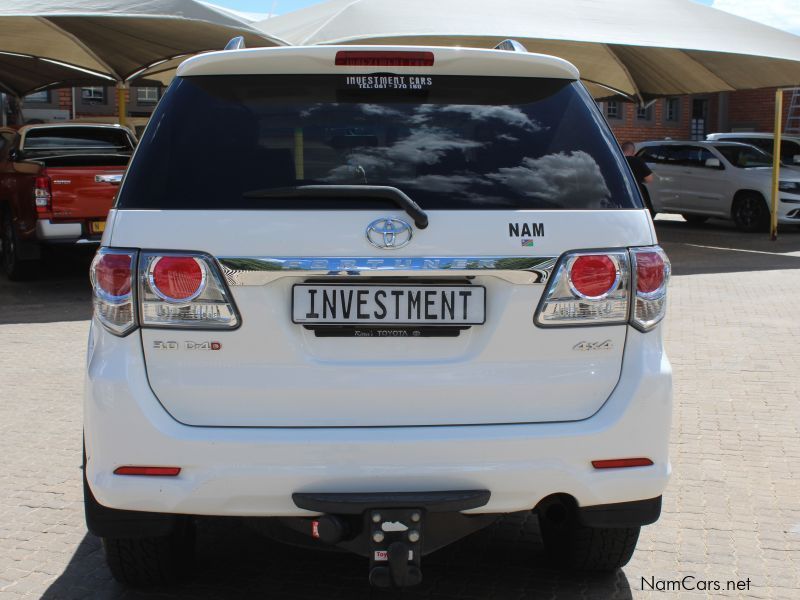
[20,126,132,222]
[47,163,126,220]
[110,46,649,428]
[112,209,652,427]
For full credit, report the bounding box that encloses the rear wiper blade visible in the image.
[243,185,429,229]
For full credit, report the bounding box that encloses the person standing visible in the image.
[622,141,655,215]
[622,141,654,187]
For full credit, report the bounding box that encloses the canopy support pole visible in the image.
[117,82,128,128]
[294,127,305,180]
[771,89,785,241]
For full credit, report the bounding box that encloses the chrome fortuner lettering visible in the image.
[218,256,557,286]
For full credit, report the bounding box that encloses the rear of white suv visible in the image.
[84,45,672,588]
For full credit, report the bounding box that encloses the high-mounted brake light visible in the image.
[33,175,52,214]
[335,50,435,67]
[139,252,239,329]
[90,249,137,336]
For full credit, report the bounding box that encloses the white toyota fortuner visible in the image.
[84,43,672,588]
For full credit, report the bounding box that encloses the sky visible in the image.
[213,0,800,35]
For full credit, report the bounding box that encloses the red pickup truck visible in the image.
[0,123,136,279]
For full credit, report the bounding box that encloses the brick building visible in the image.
[603,88,797,145]
[15,84,164,136]
[10,83,798,144]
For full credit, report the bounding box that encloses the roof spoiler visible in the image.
[494,39,528,53]
[224,36,246,51]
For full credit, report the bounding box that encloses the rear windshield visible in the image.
[117,75,639,210]
[22,127,133,158]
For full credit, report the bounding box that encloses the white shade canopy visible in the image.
[257,0,800,99]
[0,52,116,97]
[0,0,283,95]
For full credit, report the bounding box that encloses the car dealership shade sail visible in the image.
[0,52,116,98]
[0,0,284,96]
[255,0,800,100]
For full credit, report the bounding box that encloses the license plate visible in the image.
[90,221,106,234]
[292,284,485,325]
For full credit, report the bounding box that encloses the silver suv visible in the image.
[638,140,800,231]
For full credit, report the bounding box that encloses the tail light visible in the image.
[630,247,671,332]
[139,252,239,329]
[33,175,52,213]
[91,249,239,335]
[535,250,631,326]
[535,246,670,331]
[90,249,137,336]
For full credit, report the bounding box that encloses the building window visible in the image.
[136,87,160,104]
[665,98,680,122]
[25,90,50,103]
[606,100,621,120]
[636,104,654,121]
[81,86,106,104]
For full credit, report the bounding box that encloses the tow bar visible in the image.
[291,490,493,588]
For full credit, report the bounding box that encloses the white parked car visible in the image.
[84,43,672,589]
[637,140,800,231]
[706,132,800,165]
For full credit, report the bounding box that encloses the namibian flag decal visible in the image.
[521,239,535,247]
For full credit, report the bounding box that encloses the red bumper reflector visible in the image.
[114,466,181,476]
[335,50,435,67]
[592,458,653,469]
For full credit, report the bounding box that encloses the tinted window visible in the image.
[640,145,718,168]
[723,137,800,164]
[21,128,133,160]
[638,146,674,164]
[685,147,719,168]
[780,140,800,163]
[714,145,773,168]
[118,75,639,210]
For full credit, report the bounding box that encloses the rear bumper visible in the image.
[35,219,101,244]
[84,323,672,518]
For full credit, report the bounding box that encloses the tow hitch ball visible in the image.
[367,508,423,588]
[295,490,492,589]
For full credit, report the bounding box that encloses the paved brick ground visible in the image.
[0,219,799,599]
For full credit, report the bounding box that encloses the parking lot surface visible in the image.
[1,217,799,599]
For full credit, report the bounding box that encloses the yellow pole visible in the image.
[770,89,783,241]
[117,82,128,128]
[294,127,304,180]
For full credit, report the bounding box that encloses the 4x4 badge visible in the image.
[366,217,413,250]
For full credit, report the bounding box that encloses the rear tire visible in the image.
[1,208,39,280]
[103,520,195,587]
[731,193,769,233]
[682,214,708,225]
[539,504,640,572]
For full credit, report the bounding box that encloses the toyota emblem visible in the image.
[365,218,413,250]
